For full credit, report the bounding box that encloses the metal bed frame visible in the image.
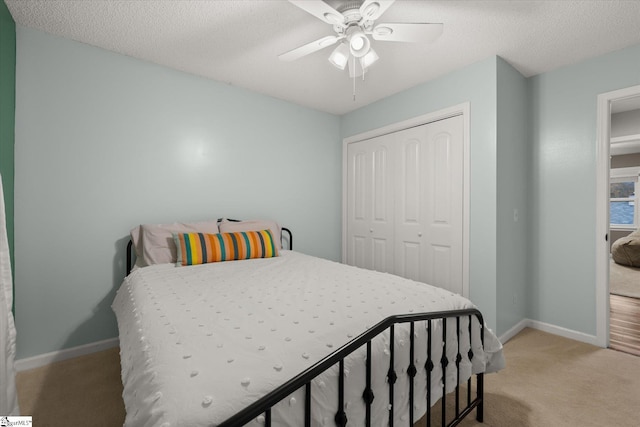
[218,309,485,427]
[123,224,485,426]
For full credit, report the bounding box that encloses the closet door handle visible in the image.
[418,232,423,237]
[369,228,374,233]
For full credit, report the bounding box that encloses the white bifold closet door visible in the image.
[346,115,464,295]
[346,133,395,273]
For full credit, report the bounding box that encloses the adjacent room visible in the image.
[1,1,639,426]
[608,99,640,356]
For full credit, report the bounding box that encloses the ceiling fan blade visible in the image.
[372,23,444,43]
[278,35,340,61]
[359,0,395,22]
[288,0,345,26]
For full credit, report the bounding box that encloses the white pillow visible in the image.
[218,219,282,250]
[131,221,220,266]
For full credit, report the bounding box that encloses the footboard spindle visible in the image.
[408,321,417,425]
[363,341,374,427]
[455,316,461,418]
[388,324,396,427]
[305,383,311,427]
[335,359,347,427]
[426,319,433,427]
[441,318,448,427]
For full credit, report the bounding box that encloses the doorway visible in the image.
[596,85,640,353]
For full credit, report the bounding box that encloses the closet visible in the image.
[345,115,464,295]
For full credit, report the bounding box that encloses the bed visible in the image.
[113,219,504,427]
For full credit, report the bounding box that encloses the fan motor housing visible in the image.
[333,2,375,34]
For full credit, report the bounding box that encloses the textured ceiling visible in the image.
[6,0,640,115]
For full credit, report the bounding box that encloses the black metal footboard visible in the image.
[218,308,485,427]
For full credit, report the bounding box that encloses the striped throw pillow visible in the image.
[173,229,279,266]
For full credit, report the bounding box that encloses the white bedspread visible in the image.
[113,251,503,427]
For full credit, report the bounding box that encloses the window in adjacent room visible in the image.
[610,174,638,228]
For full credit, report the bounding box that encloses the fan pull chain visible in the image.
[351,56,369,102]
[353,56,356,101]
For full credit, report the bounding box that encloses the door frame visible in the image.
[595,84,640,348]
[342,102,470,298]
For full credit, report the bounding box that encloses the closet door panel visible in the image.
[433,134,452,222]
[401,140,421,223]
[346,145,370,269]
[373,238,390,272]
[346,114,464,295]
[431,245,452,289]
[399,241,421,282]
[370,143,394,272]
[351,235,367,269]
[346,136,394,272]
[353,151,367,221]
[372,147,390,222]
[394,127,428,281]
[423,116,464,294]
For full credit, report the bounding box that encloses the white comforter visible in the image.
[113,251,504,427]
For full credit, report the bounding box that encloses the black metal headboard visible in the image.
[126,226,292,276]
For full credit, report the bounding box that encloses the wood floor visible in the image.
[610,294,640,356]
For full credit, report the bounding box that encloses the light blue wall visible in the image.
[14,26,341,359]
[13,19,640,360]
[341,57,499,332]
[529,43,640,335]
[496,58,529,335]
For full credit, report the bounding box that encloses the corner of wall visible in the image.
[495,57,530,336]
[0,0,16,310]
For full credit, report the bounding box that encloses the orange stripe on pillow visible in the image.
[249,231,259,258]
[204,233,213,262]
[179,234,188,265]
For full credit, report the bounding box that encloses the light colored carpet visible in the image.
[610,258,640,299]
[429,328,640,427]
[16,347,125,426]
[15,328,640,427]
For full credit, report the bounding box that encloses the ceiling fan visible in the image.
[279,0,443,78]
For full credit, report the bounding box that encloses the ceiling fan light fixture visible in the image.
[360,47,379,69]
[328,43,350,70]
[349,31,371,58]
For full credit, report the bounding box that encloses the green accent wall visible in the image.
[0,0,15,306]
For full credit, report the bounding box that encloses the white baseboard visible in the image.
[15,337,119,372]
[498,319,529,344]
[499,318,600,347]
[526,319,599,346]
